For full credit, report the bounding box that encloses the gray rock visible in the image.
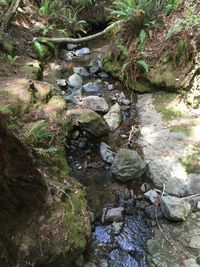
[111,149,146,182]
[104,103,122,131]
[99,259,109,267]
[112,221,123,235]
[160,195,191,221]
[80,96,109,113]
[73,67,90,77]
[67,73,83,88]
[89,54,103,74]
[67,43,78,50]
[78,110,109,138]
[108,84,114,91]
[197,201,200,210]
[57,79,66,87]
[98,72,109,78]
[75,47,91,57]
[141,182,151,193]
[184,258,200,267]
[100,142,115,164]
[144,189,160,204]
[148,157,188,197]
[105,207,124,223]
[82,82,101,96]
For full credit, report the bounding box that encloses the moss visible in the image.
[153,92,186,122]
[20,60,42,80]
[131,80,154,93]
[180,147,200,174]
[103,53,122,78]
[196,257,200,265]
[170,125,192,136]
[34,81,52,103]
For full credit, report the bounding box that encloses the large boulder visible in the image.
[160,195,191,221]
[104,103,122,131]
[148,157,188,197]
[81,96,109,113]
[78,110,109,138]
[111,149,146,182]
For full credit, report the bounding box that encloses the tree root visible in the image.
[33,20,122,44]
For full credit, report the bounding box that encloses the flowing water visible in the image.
[46,37,154,267]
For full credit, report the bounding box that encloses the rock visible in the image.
[112,222,123,235]
[84,262,97,267]
[104,103,122,131]
[75,47,91,57]
[89,211,95,223]
[197,201,200,210]
[98,72,109,78]
[73,67,90,77]
[105,207,124,223]
[57,79,67,87]
[77,139,88,150]
[145,205,163,219]
[89,54,103,74]
[141,183,151,193]
[76,254,84,267]
[108,84,114,91]
[100,142,115,164]
[109,250,139,267]
[82,82,101,96]
[144,189,160,204]
[184,258,200,267]
[160,196,191,221]
[111,149,146,182]
[20,60,42,80]
[78,110,109,138]
[148,157,188,197]
[80,96,109,113]
[67,43,78,50]
[67,73,83,88]
[99,259,109,267]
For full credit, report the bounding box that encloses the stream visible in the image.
[44,38,154,267]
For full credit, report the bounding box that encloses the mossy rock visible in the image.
[20,60,42,80]
[34,81,52,103]
[102,53,122,78]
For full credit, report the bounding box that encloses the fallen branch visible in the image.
[33,20,123,44]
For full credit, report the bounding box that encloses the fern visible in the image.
[35,147,58,156]
[137,60,149,73]
[139,29,147,45]
[0,104,12,115]
[176,38,187,63]
[117,44,129,56]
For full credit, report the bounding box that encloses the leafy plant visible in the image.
[136,60,149,73]
[0,104,12,115]
[138,29,147,45]
[165,0,180,15]
[176,38,187,64]
[7,54,19,63]
[24,120,52,145]
[35,147,58,157]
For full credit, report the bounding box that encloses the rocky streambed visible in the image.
[42,38,200,267]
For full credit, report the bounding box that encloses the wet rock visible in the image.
[104,103,122,131]
[112,221,123,235]
[144,189,160,204]
[75,47,91,57]
[100,142,115,164]
[111,149,146,182]
[89,54,103,74]
[98,72,109,78]
[81,96,109,113]
[160,195,191,221]
[73,67,90,77]
[105,207,124,223]
[67,73,83,88]
[82,82,101,96]
[78,110,109,138]
[93,225,111,244]
[109,250,139,267]
[148,157,188,197]
[145,205,163,219]
[57,79,67,87]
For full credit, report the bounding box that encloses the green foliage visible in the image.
[24,120,52,145]
[35,147,59,158]
[117,43,129,56]
[75,0,96,8]
[0,104,12,115]
[176,38,187,63]
[165,0,180,15]
[136,60,149,73]
[6,54,19,63]
[138,29,147,45]
[39,0,57,17]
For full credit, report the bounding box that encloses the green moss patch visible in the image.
[181,146,200,174]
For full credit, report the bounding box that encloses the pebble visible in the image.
[108,84,114,91]
[78,140,88,150]
[57,79,67,87]
[98,72,109,78]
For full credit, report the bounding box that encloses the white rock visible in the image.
[144,189,159,204]
[100,142,115,163]
[105,207,124,222]
[104,103,122,131]
[67,73,83,88]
